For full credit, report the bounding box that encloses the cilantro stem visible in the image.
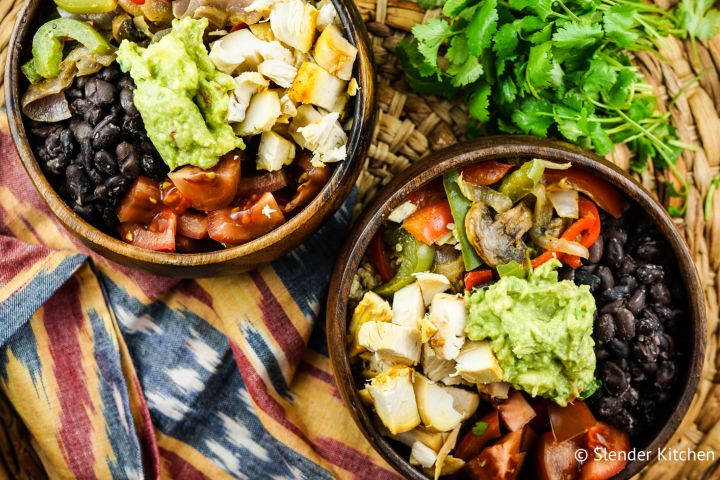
[555,0,581,22]
[705,175,720,221]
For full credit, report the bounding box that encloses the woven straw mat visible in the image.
[0,0,719,477]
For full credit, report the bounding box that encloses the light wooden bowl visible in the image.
[326,136,706,480]
[5,0,376,277]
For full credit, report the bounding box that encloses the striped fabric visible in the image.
[0,113,401,480]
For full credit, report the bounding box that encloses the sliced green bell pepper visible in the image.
[443,170,483,271]
[375,229,435,297]
[21,59,43,84]
[32,18,113,79]
[54,0,118,14]
[498,159,545,203]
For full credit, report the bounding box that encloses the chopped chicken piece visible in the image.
[316,0,338,31]
[234,89,281,136]
[380,425,445,452]
[210,29,265,74]
[358,321,421,365]
[410,441,437,469]
[418,314,438,343]
[453,341,504,384]
[288,62,347,111]
[257,40,294,64]
[348,78,359,96]
[269,0,318,53]
[243,0,275,18]
[258,59,298,88]
[288,104,323,147]
[413,374,464,432]
[227,72,269,123]
[433,426,462,480]
[428,293,466,361]
[413,273,451,306]
[280,94,297,117]
[296,110,348,165]
[388,200,418,223]
[367,366,421,435]
[445,386,479,421]
[313,24,357,81]
[361,352,394,379]
[257,131,296,171]
[249,22,276,41]
[434,456,464,478]
[421,344,455,383]
[358,388,373,406]
[476,382,511,399]
[348,291,392,357]
[392,283,425,330]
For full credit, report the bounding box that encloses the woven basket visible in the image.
[1,0,719,477]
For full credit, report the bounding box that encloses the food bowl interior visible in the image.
[326,136,705,480]
[6,0,375,276]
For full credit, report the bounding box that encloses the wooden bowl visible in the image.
[5,0,376,277]
[326,136,706,479]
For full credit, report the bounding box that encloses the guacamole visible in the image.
[465,259,597,406]
[117,17,242,171]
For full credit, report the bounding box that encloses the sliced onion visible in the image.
[535,235,589,258]
[192,6,229,28]
[23,93,72,122]
[548,188,579,219]
[458,174,512,213]
[540,160,572,170]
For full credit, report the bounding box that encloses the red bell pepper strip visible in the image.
[368,231,395,282]
[544,168,626,218]
[402,200,453,245]
[465,269,494,290]
[461,161,513,186]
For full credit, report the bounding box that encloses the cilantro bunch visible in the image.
[398,0,691,175]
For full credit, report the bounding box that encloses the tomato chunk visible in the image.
[497,391,537,432]
[117,176,161,224]
[402,200,453,245]
[465,430,526,480]
[178,211,208,239]
[548,400,597,443]
[461,161,513,186]
[237,169,289,197]
[120,210,177,252]
[405,180,446,209]
[455,411,502,460]
[169,152,242,211]
[580,422,630,480]
[534,431,583,480]
[207,192,286,245]
[160,181,191,214]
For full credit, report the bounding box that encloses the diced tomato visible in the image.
[534,431,583,480]
[521,426,539,453]
[129,0,145,4]
[529,398,550,432]
[461,161,513,186]
[405,180,446,209]
[464,269,495,290]
[175,235,221,254]
[465,430,526,480]
[497,391,537,432]
[169,152,242,212]
[120,210,177,252]
[548,400,597,443]
[117,176,161,224]
[455,411,502,460]
[283,155,331,213]
[230,22,247,32]
[237,170,289,197]
[402,200,453,245]
[160,181,191,214]
[207,192,286,245]
[580,422,630,480]
[544,168,627,219]
[368,231,395,282]
[178,211,209,240]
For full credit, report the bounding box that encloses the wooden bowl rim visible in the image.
[326,135,706,480]
[4,0,376,268]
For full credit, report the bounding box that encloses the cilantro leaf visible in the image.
[554,105,589,141]
[603,69,636,108]
[552,21,603,49]
[447,34,471,66]
[472,421,489,436]
[418,0,446,9]
[466,0,499,56]
[589,121,613,154]
[494,23,519,75]
[603,5,641,48]
[581,57,618,97]
[412,19,454,68]
[508,0,554,20]
[526,41,555,93]
[396,39,458,97]
[678,0,720,41]
[469,83,493,121]
[512,97,555,135]
[448,55,485,86]
[443,0,479,18]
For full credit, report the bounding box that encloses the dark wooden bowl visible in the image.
[5,0,376,277]
[326,136,706,480]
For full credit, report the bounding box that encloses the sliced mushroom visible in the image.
[465,201,532,267]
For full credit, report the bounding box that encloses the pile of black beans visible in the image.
[29,64,168,231]
[561,209,684,438]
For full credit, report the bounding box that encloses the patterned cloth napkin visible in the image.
[0,113,401,480]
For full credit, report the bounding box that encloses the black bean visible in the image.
[120,88,138,116]
[655,361,676,388]
[94,150,117,175]
[65,165,91,203]
[602,285,630,302]
[72,203,95,220]
[621,387,639,407]
[604,237,624,268]
[588,236,604,263]
[93,184,108,199]
[600,299,625,314]
[66,86,84,100]
[596,313,616,343]
[630,362,646,382]
[658,333,675,354]
[85,78,117,107]
[641,360,658,376]
[84,105,104,126]
[618,256,637,276]
[116,142,141,179]
[71,98,92,116]
[614,307,636,341]
[46,156,68,175]
[92,119,122,150]
[607,338,630,358]
[596,265,614,291]
[649,283,671,305]
[637,314,662,335]
[605,227,628,245]
[44,133,62,157]
[612,409,637,435]
[575,270,601,292]
[633,335,660,363]
[100,206,118,227]
[627,287,646,315]
[70,120,93,143]
[559,268,575,282]
[118,76,134,91]
[636,264,664,284]
[105,175,129,198]
[601,361,628,395]
[618,275,638,291]
[596,396,622,417]
[122,115,146,138]
[140,154,168,180]
[97,64,121,82]
[636,239,663,260]
[595,346,611,362]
